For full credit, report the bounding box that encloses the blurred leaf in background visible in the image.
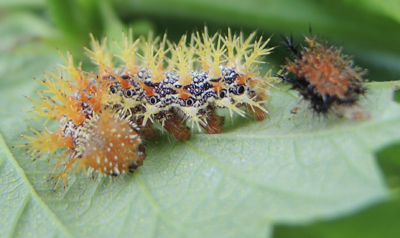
[0,0,400,237]
[274,142,400,238]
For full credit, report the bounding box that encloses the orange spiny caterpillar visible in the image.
[19,27,274,190]
[279,32,367,117]
[18,51,146,190]
[90,27,275,139]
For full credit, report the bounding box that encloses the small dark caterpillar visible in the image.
[279,32,368,118]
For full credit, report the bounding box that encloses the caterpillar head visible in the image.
[75,110,146,177]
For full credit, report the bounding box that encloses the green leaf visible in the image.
[342,0,400,25]
[394,88,400,103]
[273,195,400,238]
[274,143,400,238]
[46,0,103,52]
[2,38,400,237]
[376,142,400,190]
[0,0,44,8]
[0,130,74,237]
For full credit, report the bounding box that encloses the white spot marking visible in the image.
[114,167,120,175]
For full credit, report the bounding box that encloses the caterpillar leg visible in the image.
[163,116,191,141]
[136,117,158,139]
[201,110,225,134]
[246,103,268,121]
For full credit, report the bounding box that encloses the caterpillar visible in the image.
[279,32,368,118]
[98,28,274,137]
[18,28,274,190]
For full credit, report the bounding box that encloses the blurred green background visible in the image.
[1,0,400,81]
[0,0,399,237]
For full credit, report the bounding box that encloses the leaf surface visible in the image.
[2,60,400,238]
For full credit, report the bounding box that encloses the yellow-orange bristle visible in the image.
[85,33,114,74]
[19,128,74,161]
